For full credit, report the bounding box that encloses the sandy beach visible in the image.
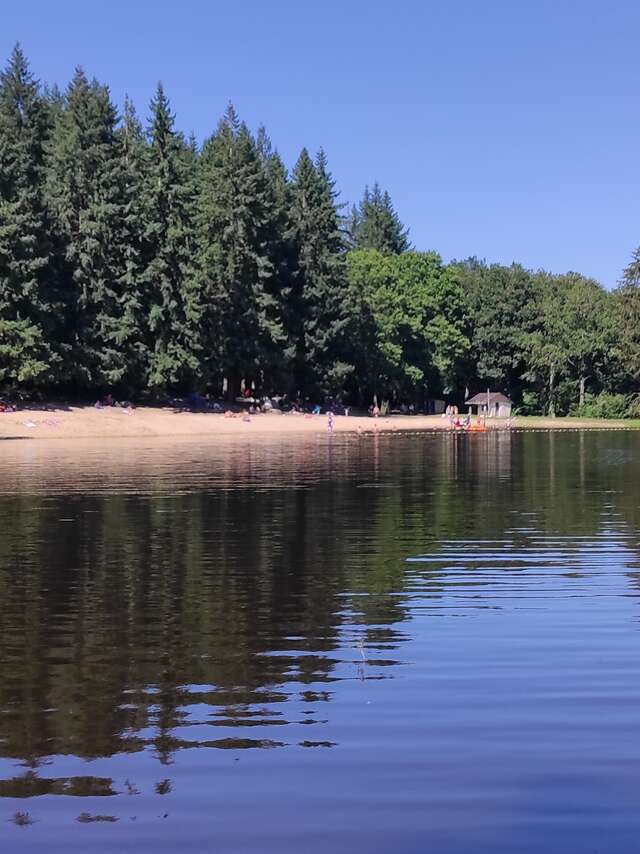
[1,404,639,441]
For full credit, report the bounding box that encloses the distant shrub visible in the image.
[514,381,578,416]
[571,392,630,419]
[554,379,579,416]
[625,394,640,420]
[514,391,541,416]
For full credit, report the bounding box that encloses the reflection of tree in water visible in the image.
[0,432,640,783]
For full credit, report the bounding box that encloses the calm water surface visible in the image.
[1,431,640,853]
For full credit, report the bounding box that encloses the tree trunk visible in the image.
[226,370,241,402]
[579,375,586,409]
[548,366,556,417]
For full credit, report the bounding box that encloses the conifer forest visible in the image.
[2,46,640,416]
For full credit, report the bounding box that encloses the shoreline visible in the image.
[1,404,640,442]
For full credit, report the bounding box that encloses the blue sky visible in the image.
[3,0,639,287]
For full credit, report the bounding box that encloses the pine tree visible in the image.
[140,83,199,393]
[621,247,640,288]
[345,204,360,249]
[196,107,287,396]
[288,148,352,395]
[45,68,131,390]
[255,125,296,386]
[614,248,640,390]
[0,45,56,388]
[111,96,148,391]
[352,182,410,254]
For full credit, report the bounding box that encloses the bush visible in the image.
[554,379,579,416]
[515,391,541,416]
[571,392,630,419]
[625,394,640,420]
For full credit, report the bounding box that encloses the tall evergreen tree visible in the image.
[0,45,56,387]
[140,83,199,392]
[613,265,640,391]
[345,203,360,249]
[621,247,640,288]
[3,45,638,413]
[196,107,287,396]
[288,148,352,395]
[256,125,296,385]
[111,96,148,390]
[45,68,131,389]
[351,182,410,255]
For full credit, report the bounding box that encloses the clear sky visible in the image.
[2,0,639,287]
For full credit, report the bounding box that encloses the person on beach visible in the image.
[372,404,380,418]
[327,410,334,432]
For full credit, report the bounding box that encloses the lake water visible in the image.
[1,430,640,853]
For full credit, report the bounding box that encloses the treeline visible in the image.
[1,46,640,414]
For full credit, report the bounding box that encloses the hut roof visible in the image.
[465,392,512,405]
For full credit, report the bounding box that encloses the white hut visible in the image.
[466,391,512,418]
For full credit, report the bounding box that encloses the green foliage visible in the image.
[621,247,640,288]
[625,394,640,419]
[455,259,542,397]
[0,45,58,388]
[571,392,630,419]
[521,273,614,415]
[110,97,148,391]
[1,46,639,411]
[610,283,640,390]
[0,318,49,384]
[288,147,351,395]
[349,183,410,254]
[196,107,287,396]
[515,390,542,416]
[46,68,131,388]
[139,84,199,392]
[345,249,469,401]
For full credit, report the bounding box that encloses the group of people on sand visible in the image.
[442,403,484,431]
[224,410,253,423]
[0,399,17,413]
[222,405,340,430]
[450,413,487,432]
[94,394,134,414]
